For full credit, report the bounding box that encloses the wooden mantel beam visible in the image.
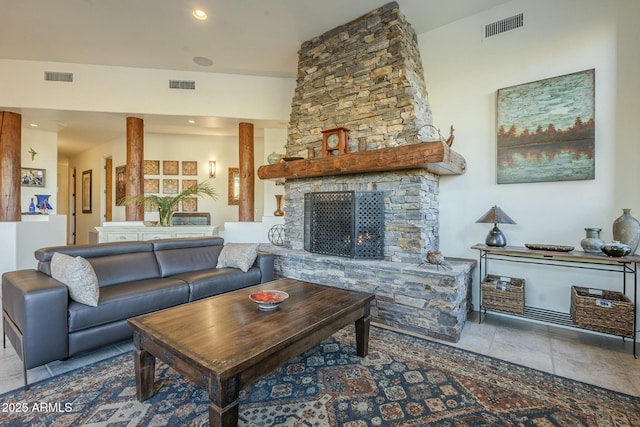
[257,140,467,181]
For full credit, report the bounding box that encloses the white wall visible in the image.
[0,216,67,276]
[420,0,640,315]
[0,60,294,122]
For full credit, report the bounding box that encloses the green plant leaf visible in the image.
[119,180,218,211]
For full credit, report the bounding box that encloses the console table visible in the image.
[96,224,218,243]
[471,244,639,357]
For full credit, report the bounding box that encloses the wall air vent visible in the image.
[169,80,196,90]
[484,12,524,39]
[44,71,74,83]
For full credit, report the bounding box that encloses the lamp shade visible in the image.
[475,205,515,225]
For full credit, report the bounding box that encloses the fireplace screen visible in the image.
[304,191,384,259]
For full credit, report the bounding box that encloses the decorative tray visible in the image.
[524,243,575,252]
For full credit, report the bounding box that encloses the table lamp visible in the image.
[476,205,515,247]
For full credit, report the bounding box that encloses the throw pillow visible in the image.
[50,252,100,307]
[216,243,259,273]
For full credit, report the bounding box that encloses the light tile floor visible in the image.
[1,311,639,396]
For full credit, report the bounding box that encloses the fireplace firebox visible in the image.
[304,191,384,259]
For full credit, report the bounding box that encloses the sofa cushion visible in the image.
[67,277,189,333]
[88,252,161,287]
[50,253,100,306]
[173,267,262,301]
[36,241,155,276]
[216,243,259,272]
[154,245,223,277]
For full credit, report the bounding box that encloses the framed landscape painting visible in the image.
[496,69,595,184]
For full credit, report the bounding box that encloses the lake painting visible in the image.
[496,69,595,184]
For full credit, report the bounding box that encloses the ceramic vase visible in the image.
[267,152,281,164]
[274,195,284,216]
[35,194,53,214]
[580,227,604,253]
[613,209,640,254]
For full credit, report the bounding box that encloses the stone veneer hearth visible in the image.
[265,2,475,342]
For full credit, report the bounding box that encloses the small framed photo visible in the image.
[82,170,92,213]
[21,167,46,187]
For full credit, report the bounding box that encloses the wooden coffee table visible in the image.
[128,278,374,427]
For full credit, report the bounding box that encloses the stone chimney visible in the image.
[287,1,437,155]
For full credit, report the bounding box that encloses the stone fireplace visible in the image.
[260,2,475,342]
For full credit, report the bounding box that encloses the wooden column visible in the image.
[0,112,22,222]
[238,122,254,221]
[126,117,144,221]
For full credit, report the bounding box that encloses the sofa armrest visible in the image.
[2,270,69,368]
[256,252,274,283]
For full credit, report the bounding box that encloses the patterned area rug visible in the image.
[1,325,638,426]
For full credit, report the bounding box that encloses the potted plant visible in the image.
[120,180,217,226]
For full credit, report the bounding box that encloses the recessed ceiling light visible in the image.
[188,120,196,124]
[192,9,207,20]
[29,123,38,127]
[193,56,213,67]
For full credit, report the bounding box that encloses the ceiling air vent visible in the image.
[484,12,524,39]
[169,80,196,90]
[44,71,74,83]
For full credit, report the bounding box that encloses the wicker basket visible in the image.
[570,286,634,337]
[481,274,524,314]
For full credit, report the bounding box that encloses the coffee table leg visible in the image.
[355,314,371,357]
[133,334,156,402]
[208,375,240,427]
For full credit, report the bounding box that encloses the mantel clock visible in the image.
[321,127,349,156]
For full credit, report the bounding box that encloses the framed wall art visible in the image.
[82,170,92,213]
[115,165,126,205]
[21,167,46,187]
[182,198,198,212]
[496,69,595,184]
[228,168,240,205]
[143,160,160,175]
[144,178,159,193]
[182,179,197,191]
[163,160,179,175]
[182,161,198,176]
[163,179,178,194]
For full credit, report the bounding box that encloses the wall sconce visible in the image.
[209,161,216,178]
